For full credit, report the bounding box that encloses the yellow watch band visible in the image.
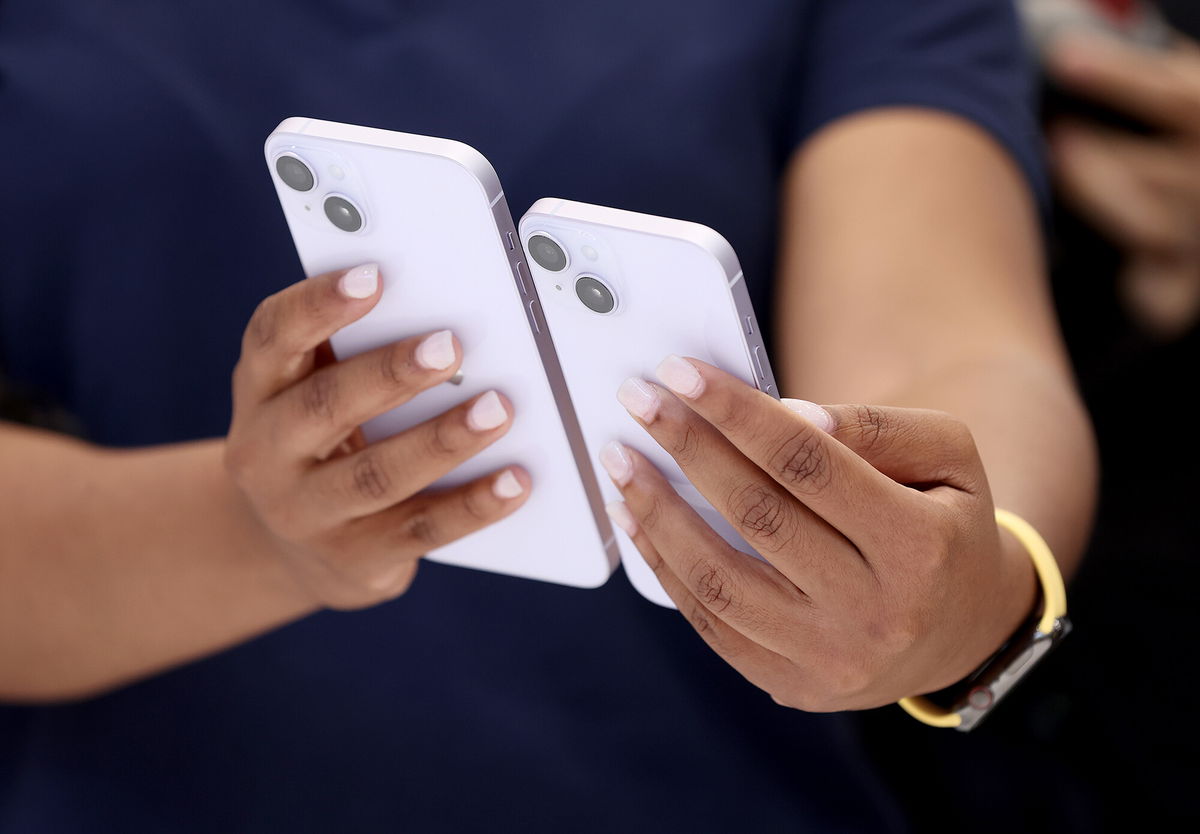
[897,508,1068,729]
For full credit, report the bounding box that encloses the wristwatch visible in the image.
[898,508,1072,732]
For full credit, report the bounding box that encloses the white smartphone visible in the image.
[518,199,780,608]
[264,118,618,588]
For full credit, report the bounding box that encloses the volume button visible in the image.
[752,345,766,381]
[514,261,530,296]
[527,299,544,334]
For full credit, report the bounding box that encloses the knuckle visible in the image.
[682,601,716,637]
[769,429,832,495]
[848,404,891,455]
[350,451,391,502]
[425,414,464,459]
[380,340,416,388]
[461,484,495,523]
[687,559,737,614]
[301,370,338,421]
[639,494,666,534]
[402,507,442,551]
[670,423,701,467]
[726,482,796,553]
[711,398,753,435]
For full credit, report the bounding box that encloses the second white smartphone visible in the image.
[519,199,780,608]
[265,119,618,589]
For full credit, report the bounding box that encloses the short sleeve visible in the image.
[790,0,1048,210]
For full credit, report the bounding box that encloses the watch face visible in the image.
[955,618,1072,732]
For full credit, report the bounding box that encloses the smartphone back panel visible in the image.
[519,199,779,607]
[265,120,616,588]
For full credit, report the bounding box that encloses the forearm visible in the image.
[775,109,1097,580]
[0,424,316,701]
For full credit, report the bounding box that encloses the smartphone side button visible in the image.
[745,315,754,335]
[506,231,517,251]
[752,345,767,380]
[514,261,530,296]
[528,299,544,334]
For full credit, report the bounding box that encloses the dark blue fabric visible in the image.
[0,2,1042,831]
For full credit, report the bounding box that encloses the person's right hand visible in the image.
[224,263,530,609]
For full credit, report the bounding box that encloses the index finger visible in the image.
[234,262,382,405]
[652,355,921,552]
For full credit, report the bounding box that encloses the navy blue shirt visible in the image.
[0,2,1042,831]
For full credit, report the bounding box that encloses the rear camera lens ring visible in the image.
[574,274,617,315]
[275,153,316,192]
[526,232,569,272]
[323,194,364,233]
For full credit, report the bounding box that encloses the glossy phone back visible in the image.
[265,119,616,588]
[519,199,779,607]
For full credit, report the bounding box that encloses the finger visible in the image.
[306,389,514,521]
[1047,34,1200,133]
[234,262,383,405]
[598,439,813,655]
[605,499,811,701]
[615,378,872,597]
[652,356,926,553]
[268,329,462,460]
[326,465,532,591]
[797,402,983,494]
[1050,121,1198,253]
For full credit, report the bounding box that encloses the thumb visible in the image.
[781,400,980,491]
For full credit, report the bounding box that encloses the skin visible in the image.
[0,109,1096,709]
[0,265,531,700]
[1048,32,1200,337]
[603,110,1097,709]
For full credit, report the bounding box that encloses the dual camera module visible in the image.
[526,233,616,315]
[275,154,363,233]
[277,153,614,315]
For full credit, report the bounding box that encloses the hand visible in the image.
[224,263,530,610]
[1047,33,1200,337]
[600,357,1036,711]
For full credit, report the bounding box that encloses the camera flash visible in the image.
[328,164,345,180]
[581,245,599,261]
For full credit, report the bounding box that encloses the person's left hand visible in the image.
[600,356,1036,711]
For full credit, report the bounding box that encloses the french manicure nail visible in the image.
[339,263,379,299]
[416,330,456,370]
[599,440,633,486]
[606,501,639,537]
[655,355,704,398]
[467,391,508,432]
[617,377,661,423]
[492,469,524,499]
[781,398,834,433]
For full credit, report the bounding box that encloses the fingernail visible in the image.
[492,468,524,499]
[467,391,508,432]
[606,501,638,537]
[339,263,379,299]
[617,377,661,423]
[655,355,704,398]
[415,330,456,370]
[599,440,633,486]
[782,399,834,433]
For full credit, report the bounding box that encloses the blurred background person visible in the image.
[861,1,1200,830]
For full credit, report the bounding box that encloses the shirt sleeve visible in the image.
[789,0,1048,210]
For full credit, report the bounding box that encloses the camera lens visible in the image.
[275,154,315,192]
[324,195,363,232]
[575,275,616,314]
[527,233,568,272]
